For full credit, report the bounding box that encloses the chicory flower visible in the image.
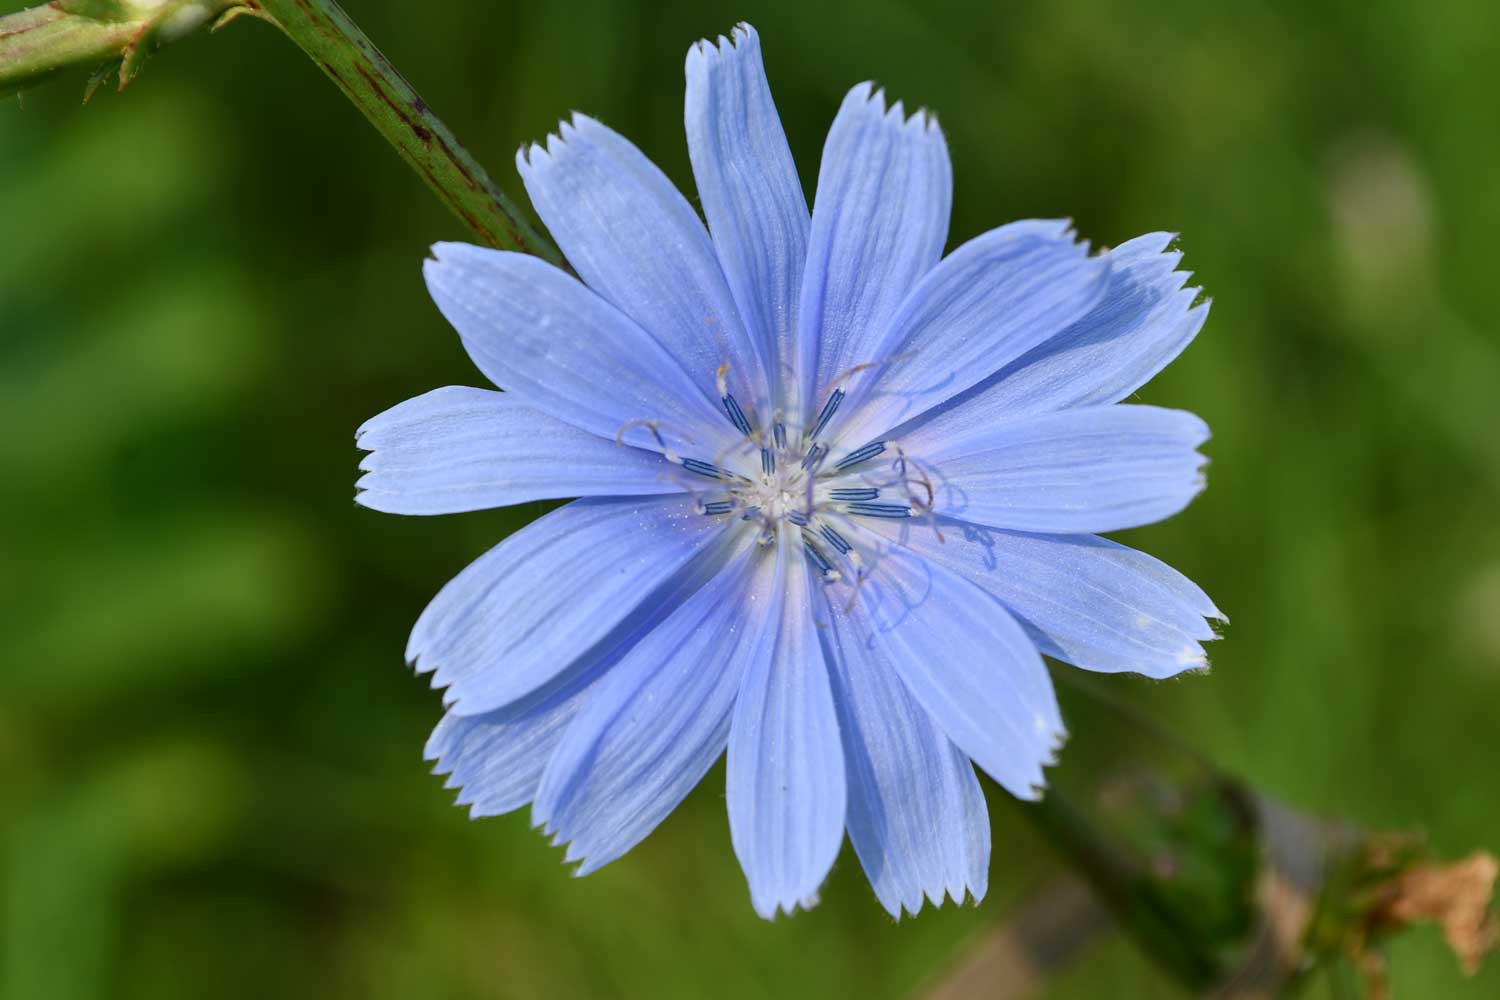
[356,23,1222,919]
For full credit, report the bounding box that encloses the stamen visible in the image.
[801,443,829,471]
[740,505,761,520]
[826,351,916,389]
[721,393,753,436]
[761,448,775,475]
[829,487,879,501]
[682,458,732,480]
[844,501,911,519]
[800,530,840,581]
[773,422,787,450]
[808,389,844,441]
[834,441,887,470]
[615,418,681,464]
[700,500,735,516]
[787,509,809,527]
[819,523,853,555]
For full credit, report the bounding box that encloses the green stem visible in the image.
[254,0,558,261]
[1,2,239,95]
[2,0,557,260]
[0,5,113,93]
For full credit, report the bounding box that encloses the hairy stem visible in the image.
[1,2,239,95]
[2,0,558,259]
[254,0,558,261]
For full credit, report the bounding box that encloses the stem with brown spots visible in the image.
[253,0,559,262]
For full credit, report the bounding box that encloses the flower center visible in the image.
[743,462,809,522]
[675,385,927,583]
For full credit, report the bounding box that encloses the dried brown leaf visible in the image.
[1381,852,1499,976]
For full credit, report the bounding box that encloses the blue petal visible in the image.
[517,115,771,416]
[797,83,950,429]
[727,531,846,918]
[686,25,809,408]
[887,233,1209,432]
[425,666,602,819]
[423,243,739,459]
[858,516,1224,679]
[833,221,1110,445]
[819,589,989,917]
[408,495,731,715]
[846,536,1064,800]
[355,387,681,515]
[901,404,1210,533]
[532,532,770,874]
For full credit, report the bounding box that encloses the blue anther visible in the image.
[819,524,853,554]
[761,448,775,475]
[808,389,844,441]
[800,531,835,575]
[786,510,809,527]
[721,394,752,435]
[773,422,787,450]
[845,501,911,519]
[701,500,735,516]
[829,487,879,501]
[834,441,887,471]
[682,458,730,480]
[801,443,829,471]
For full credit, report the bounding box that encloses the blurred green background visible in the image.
[3,1,1499,997]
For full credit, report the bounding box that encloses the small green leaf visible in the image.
[82,58,120,104]
[117,28,151,89]
[211,5,264,32]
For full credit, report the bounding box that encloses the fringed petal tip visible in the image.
[882,883,989,922]
[424,724,487,819]
[404,617,447,681]
[754,889,824,922]
[528,822,613,879]
[549,828,642,879]
[1112,231,1211,307]
[839,80,944,136]
[1012,733,1067,803]
[1020,724,1072,801]
[514,112,595,173]
[1019,727,1072,797]
[1146,641,1217,680]
[1049,218,1095,263]
[425,239,459,264]
[401,656,463,709]
[423,713,459,766]
[980,216,1086,252]
[686,21,761,69]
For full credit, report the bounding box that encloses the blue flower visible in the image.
[356,23,1223,919]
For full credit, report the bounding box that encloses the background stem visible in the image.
[254,0,559,261]
[1018,788,1229,991]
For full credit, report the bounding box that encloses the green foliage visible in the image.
[3,1,1499,997]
